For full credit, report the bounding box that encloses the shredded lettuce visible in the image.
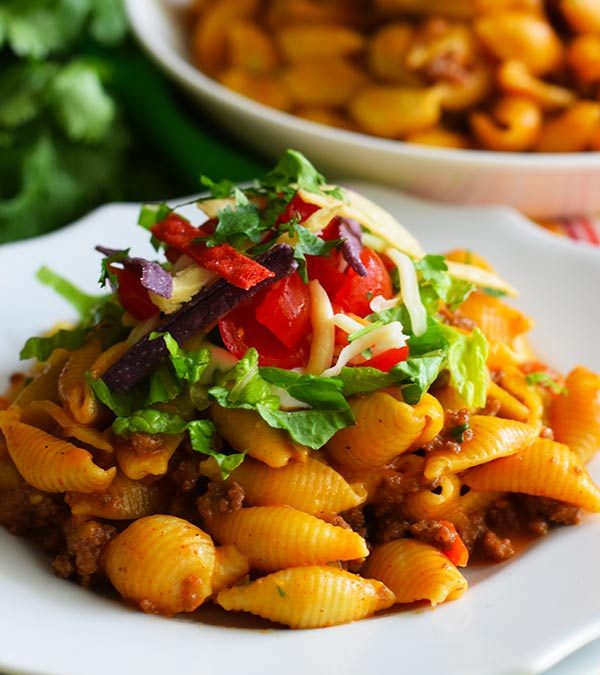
[256,405,353,450]
[442,326,489,408]
[415,255,475,310]
[36,266,108,318]
[21,327,89,361]
[152,332,210,385]
[209,348,278,410]
[200,175,236,199]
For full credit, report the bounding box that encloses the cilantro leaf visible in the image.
[260,149,326,196]
[200,175,236,198]
[526,371,567,395]
[283,221,339,281]
[138,202,172,230]
[48,60,115,143]
[204,190,267,250]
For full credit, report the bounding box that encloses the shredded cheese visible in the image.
[196,198,236,219]
[322,322,408,378]
[150,263,216,315]
[306,280,336,376]
[385,248,428,337]
[297,188,425,259]
[332,314,365,335]
[446,260,519,297]
[369,295,400,313]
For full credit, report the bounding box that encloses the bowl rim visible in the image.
[126,0,600,170]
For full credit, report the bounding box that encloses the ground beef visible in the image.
[521,496,582,527]
[375,472,423,508]
[52,519,116,586]
[339,507,368,539]
[197,480,245,521]
[439,307,476,331]
[372,512,411,545]
[0,486,67,553]
[479,530,515,561]
[481,396,501,417]
[423,408,473,454]
[409,519,456,549]
[170,457,201,493]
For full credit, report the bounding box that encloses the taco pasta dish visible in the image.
[1,151,599,629]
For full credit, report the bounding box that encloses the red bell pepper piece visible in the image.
[438,520,469,567]
[152,214,274,290]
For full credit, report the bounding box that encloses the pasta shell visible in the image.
[58,338,103,425]
[66,472,165,519]
[550,366,600,464]
[211,545,249,595]
[0,415,115,493]
[217,566,395,628]
[115,433,183,480]
[204,505,368,572]
[461,439,600,512]
[211,405,305,468]
[364,539,467,606]
[14,349,69,407]
[227,457,367,516]
[104,515,216,615]
[328,391,444,470]
[424,415,539,481]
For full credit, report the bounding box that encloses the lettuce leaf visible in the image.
[256,405,353,450]
[209,348,278,410]
[393,351,446,404]
[152,332,210,385]
[442,326,489,408]
[36,265,107,319]
[20,326,89,361]
[111,410,242,478]
[259,368,348,411]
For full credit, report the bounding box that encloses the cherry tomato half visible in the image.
[112,266,158,321]
[360,346,409,371]
[334,248,393,317]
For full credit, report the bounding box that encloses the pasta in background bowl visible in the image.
[125,0,600,217]
[1,164,600,675]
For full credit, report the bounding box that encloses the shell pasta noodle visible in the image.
[185,1,600,152]
[1,151,600,629]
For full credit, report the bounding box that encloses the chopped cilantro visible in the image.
[526,372,567,395]
[200,175,236,199]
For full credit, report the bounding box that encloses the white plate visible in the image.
[1,186,600,675]
[124,0,600,218]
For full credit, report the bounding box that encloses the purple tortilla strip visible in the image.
[96,246,173,299]
[338,218,367,277]
[101,244,297,393]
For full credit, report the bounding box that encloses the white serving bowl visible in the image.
[126,0,600,218]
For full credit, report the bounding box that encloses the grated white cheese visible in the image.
[385,248,428,337]
[321,322,408,377]
[297,188,425,259]
[446,260,519,297]
[150,263,216,315]
[306,280,336,376]
[369,295,400,313]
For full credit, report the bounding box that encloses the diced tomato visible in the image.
[112,266,158,321]
[438,520,469,567]
[255,273,311,350]
[277,193,320,225]
[306,249,347,298]
[360,346,409,371]
[320,217,341,241]
[152,214,274,290]
[219,296,309,369]
[334,248,393,317]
